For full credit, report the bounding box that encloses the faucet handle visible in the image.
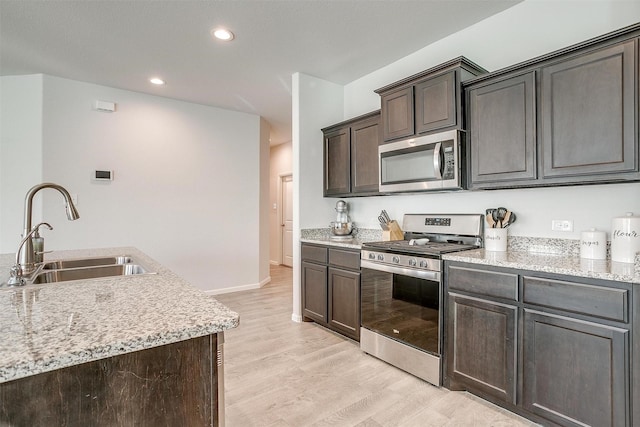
[6,265,25,286]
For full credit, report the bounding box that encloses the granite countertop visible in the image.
[300,228,382,249]
[443,248,640,284]
[0,247,239,383]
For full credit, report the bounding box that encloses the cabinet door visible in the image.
[381,87,414,141]
[523,309,629,427]
[415,71,456,134]
[302,261,328,324]
[324,126,350,196]
[328,267,360,341]
[447,293,517,404]
[350,116,381,194]
[541,40,637,180]
[468,72,537,188]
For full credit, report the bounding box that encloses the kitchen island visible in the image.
[0,247,239,426]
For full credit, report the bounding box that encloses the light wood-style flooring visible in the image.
[215,265,538,427]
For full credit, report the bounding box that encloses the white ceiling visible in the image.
[0,0,521,145]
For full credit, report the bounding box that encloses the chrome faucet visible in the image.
[18,183,80,275]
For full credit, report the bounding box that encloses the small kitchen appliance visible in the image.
[378,129,465,193]
[360,213,483,386]
[330,200,353,240]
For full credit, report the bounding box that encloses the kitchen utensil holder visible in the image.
[382,220,404,241]
[485,228,508,251]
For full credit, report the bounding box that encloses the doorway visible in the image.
[280,174,293,267]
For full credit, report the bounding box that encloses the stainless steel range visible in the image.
[360,213,483,386]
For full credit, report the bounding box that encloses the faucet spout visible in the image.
[19,183,80,274]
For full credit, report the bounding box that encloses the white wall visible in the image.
[334,0,640,240]
[269,141,292,264]
[0,75,44,252]
[292,72,344,321]
[259,117,271,283]
[1,74,269,293]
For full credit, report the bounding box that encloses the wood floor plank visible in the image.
[216,265,538,427]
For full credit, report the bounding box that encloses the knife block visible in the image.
[382,220,404,241]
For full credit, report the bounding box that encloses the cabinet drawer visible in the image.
[301,244,328,263]
[447,265,518,301]
[523,276,628,322]
[328,248,360,270]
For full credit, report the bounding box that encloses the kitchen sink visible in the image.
[32,263,153,284]
[43,256,135,270]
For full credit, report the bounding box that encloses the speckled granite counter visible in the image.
[300,228,382,249]
[0,247,239,383]
[443,248,640,284]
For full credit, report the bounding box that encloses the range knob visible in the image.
[392,256,400,264]
[377,254,384,261]
[408,258,417,267]
[368,253,376,260]
[419,260,428,268]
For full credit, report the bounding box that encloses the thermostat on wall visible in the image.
[93,170,113,181]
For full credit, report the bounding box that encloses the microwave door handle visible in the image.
[433,142,443,179]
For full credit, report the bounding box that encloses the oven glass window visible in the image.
[381,145,436,184]
[361,268,440,355]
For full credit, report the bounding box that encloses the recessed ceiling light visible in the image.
[211,28,235,41]
[149,78,165,85]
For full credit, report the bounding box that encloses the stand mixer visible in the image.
[330,200,353,240]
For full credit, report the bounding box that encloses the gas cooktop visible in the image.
[362,240,477,256]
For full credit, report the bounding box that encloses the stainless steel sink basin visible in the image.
[43,256,135,270]
[32,263,152,284]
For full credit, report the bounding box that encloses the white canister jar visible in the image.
[611,212,640,263]
[485,228,508,251]
[580,228,607,260]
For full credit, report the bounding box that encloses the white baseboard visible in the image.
[291,313,303,323]
[260,276,271,288]
[204,275,271,295]
[269,260,279,266]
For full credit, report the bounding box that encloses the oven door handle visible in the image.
[361,260,441,281]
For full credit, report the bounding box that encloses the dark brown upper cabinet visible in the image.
[376,57,487,143]
[540,40,636,181]
[467,72,537,189]
[464,24,640,190]
[322,110,381,197]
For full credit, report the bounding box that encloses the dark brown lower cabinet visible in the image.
[444,261,635,427]
[328,267,361,339]
[523,310,629,427]
[0,334,220,427]
[447,293,517,404]
[302,260,328,323]
[301,243,361,341]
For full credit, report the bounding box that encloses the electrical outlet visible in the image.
[551,219,573,232]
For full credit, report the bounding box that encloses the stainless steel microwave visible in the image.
[379,129,464,193]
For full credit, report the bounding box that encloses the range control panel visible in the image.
[424,217,451,227]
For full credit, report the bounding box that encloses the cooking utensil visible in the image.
[378,215,387,224]
[381,210,391,223]
[496,207,507,228]
[486,209,496,228]
[503,212,516,228]
[501,210,511,228]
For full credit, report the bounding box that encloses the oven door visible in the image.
[360,260,441,356]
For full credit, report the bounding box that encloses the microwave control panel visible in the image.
[442,140,456,180]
